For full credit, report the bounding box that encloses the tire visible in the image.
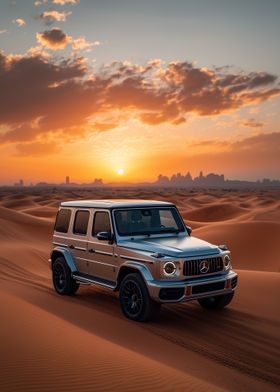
[119,273,161,322]
[52,257,79,295]
[198,292,234,310]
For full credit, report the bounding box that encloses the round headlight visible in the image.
[224,255,231,270]
[163,261,177,276]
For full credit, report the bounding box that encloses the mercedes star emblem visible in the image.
[199,260,210,274]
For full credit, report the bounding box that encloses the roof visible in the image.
[60,199,174,209]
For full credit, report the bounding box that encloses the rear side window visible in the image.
[55,209,71,233]
[92,211,111,236]
[73,210,90,235]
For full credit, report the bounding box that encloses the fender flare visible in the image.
[115,261,154,291]
[50,247,78,273]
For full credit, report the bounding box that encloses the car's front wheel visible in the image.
[119,273,160,322]
[52,257,79,295]
[198,292,234,310]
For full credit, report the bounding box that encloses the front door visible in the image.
[87,210,117,283]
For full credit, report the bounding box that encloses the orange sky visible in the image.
[0,1,280,185]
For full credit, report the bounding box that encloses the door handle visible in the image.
[88,248,95,253]
[69,244,75,249]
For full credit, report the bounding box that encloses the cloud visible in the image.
[72,37,100,51]
[13,18,26,27]
[0,52,88,127]
[242,118,264,128]
[159,62,280,116]
[34,0,48,5]
[189,132,280,155]
[189,139,229,148]
[36,28,72,49]
[39,10,72,25]
[236,133,280,171]
[0,51,279,156]
[233,132,280,152]
[52,0,79,5]
[15,141,60,156]
[27,45,51,58]
[184,132,280,177]
[92,123,118,132]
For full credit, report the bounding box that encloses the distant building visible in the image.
[91,178,103,186]
[14,179,24,187]
[156,171,225,187]
[66,176,70,185]
[157,174,170,186]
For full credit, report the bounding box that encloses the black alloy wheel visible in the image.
[119,273,160,322]
[52,257,79,295]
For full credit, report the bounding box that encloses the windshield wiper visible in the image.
[159,228,180,234]
[126,231,152,236]
[124,228,181,236]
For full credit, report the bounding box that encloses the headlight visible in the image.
[163,261,177,276]
[224,254,231,270]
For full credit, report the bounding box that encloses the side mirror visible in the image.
[96,231,113,241]
[186,225,192,236]
[218,244,228,251]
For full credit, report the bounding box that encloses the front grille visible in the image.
[192,281,225,294]
[183,257,223,276]
[231,276,238,289]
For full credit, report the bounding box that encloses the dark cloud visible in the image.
[93,123,118,132]
[217,71,277,93]
[160,63,279,116]
[189,139,229,148]
[15,141,60,156]
[233,131,280,152]
[242,118,264,128]
[36,28,72,49]
[185,132,280,177]
[0,53,88,127]
[189,132,280,151]
[0,52,279,155]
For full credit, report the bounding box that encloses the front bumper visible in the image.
[147,270,238,303]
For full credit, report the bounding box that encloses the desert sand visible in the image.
[0,188,279,392]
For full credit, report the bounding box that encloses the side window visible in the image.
[92,211,111,236]
[55,209,71,233]
[159,209,175,227]
[73,210,90,235]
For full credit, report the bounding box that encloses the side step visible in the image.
[72,272,116,290]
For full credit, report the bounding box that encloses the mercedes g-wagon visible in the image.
[50,200,238,321]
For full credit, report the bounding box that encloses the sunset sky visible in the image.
[0,0,279,185]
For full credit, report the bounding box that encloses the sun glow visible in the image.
[117,168,124,175]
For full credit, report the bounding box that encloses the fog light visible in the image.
[224,255,231,270]
[163,261,177,276]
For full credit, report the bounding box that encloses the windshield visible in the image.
[114,207,185,237]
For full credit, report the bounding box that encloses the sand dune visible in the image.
[0,188,279,392]
[184,203,248,222]
[195,221,280,272]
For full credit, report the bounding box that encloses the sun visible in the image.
[117,168,124,176]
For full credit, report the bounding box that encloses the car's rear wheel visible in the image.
[52,257,79,295]
[198,292,234,310]
[119,273,160,322]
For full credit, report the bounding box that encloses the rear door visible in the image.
[70,209,90,274]
[53,208,72,248]
[87,210,117,283]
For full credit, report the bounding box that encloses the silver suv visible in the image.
[50,200,238,322]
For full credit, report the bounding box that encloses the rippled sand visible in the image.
[0,188,279,392]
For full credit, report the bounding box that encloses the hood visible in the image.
[118,235,219,258]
